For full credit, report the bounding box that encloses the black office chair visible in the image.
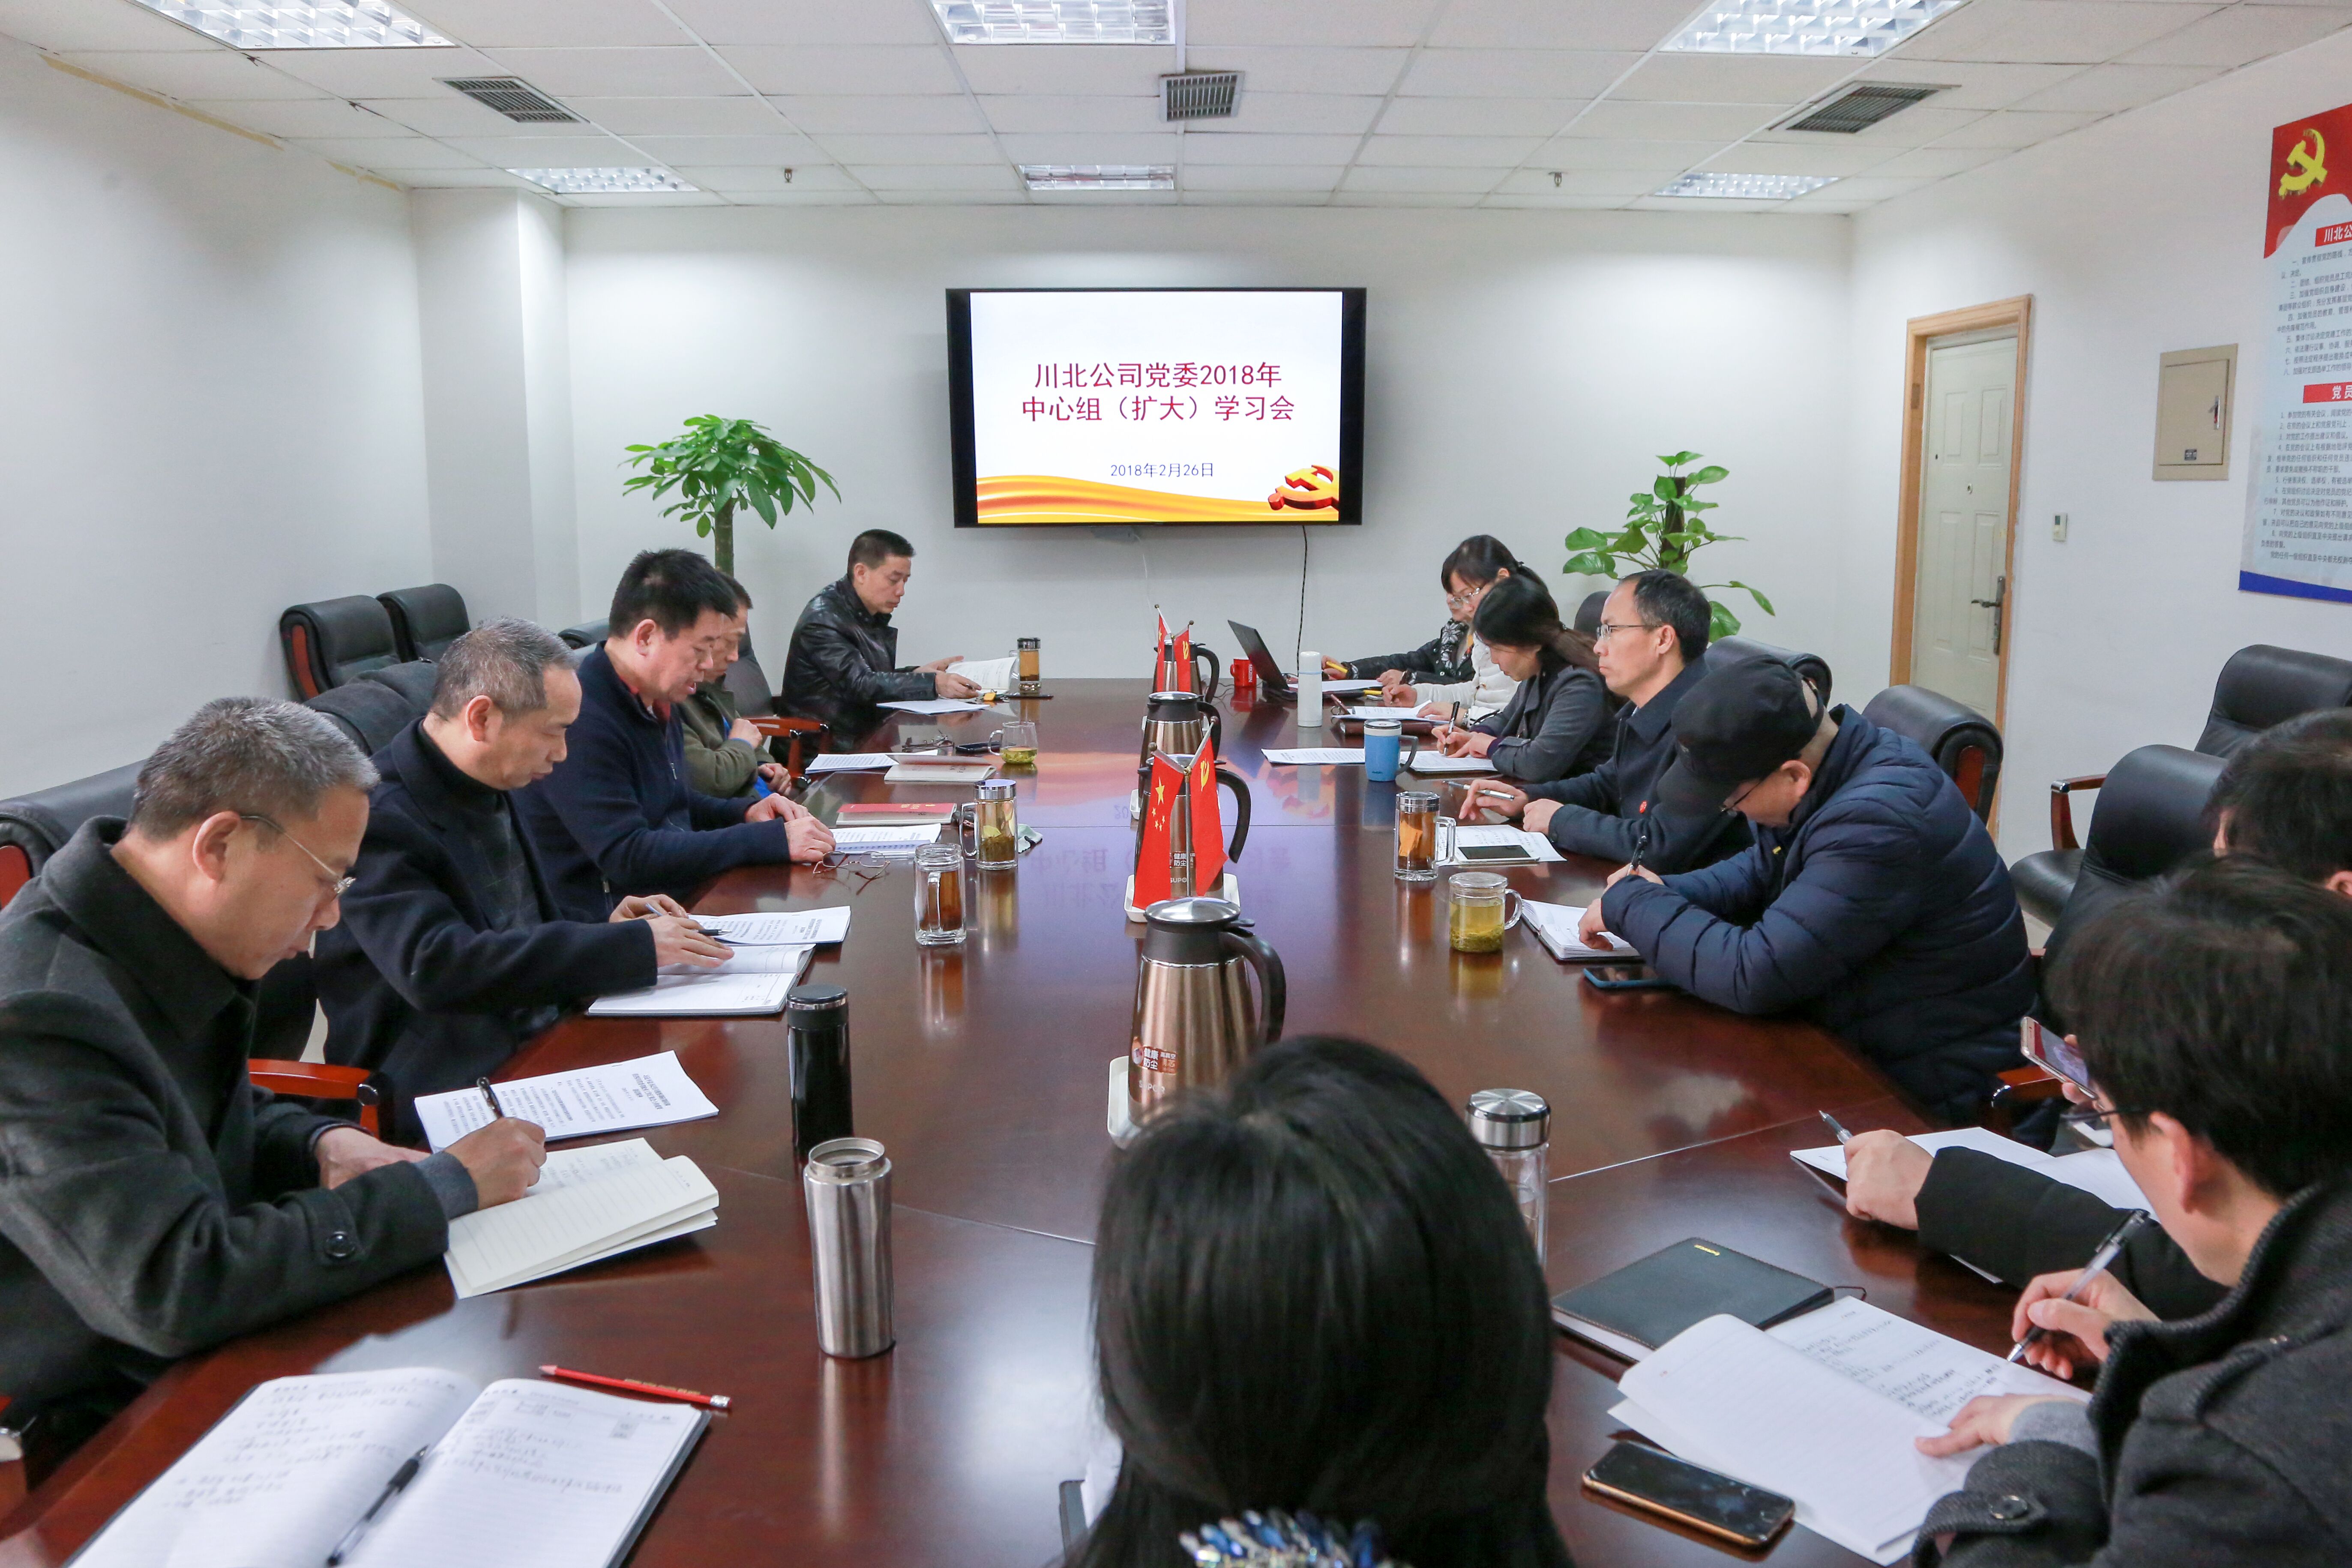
[279,596,402,699]
[558,621,608,649]
[0,762,141,909]
[360,661,440,714]
[723,629,825,777]
[1573,590,1608,639]
[1707,634,1833,704]
[2010,744,2224,927]
[2194,643,2352,757]
[377,584,470,663]
[1861,685,2003,821]
[306,679,421,756]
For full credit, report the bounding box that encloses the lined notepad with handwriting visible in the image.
[444,1139,718,1298]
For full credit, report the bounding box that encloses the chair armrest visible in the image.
[2048,773,2108,852]
[1992,1065,2066,1104]
[248,1059,392,1140]
[742,715,819,736]
[746,717,828,778]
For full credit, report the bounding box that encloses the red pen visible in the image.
[539,1364,731,1410]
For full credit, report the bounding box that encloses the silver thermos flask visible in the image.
[1467,1089,1550,1258]
[803,1135,894,1358]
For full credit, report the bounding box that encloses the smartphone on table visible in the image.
[1582,1440,1794,1550]
[1581,964,1673,992]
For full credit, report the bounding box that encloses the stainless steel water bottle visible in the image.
[1468,1088,1550,1257]
[786,985,854,1160]
[802,1136,893,1358]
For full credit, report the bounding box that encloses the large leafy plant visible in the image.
[622,416,839,577]
[1563,451,1773,641]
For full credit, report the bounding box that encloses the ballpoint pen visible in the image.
[476,1076,503,1120]
[2008,1210,2152,1364]
[325,1446,428,1565]
[1818,1109,1855,1145]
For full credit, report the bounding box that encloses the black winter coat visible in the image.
[1344,619,1473,684]
[779,577,936,729]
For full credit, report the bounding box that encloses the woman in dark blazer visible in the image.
[1435,571,1613,783]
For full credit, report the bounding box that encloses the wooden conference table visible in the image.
[2,681,2025,1568]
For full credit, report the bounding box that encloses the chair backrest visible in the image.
[377,584,469,663]
[2196,644,2352,757]
[1706,634,1834,705]
[360,661,440,715]
[724,627,779,717]
[279,596,401,699]
[0,761,143,908]
[1860,684,2004,821]
[557,620,608,650]
[1572,590,1608,639]
[2079,744,2226,884]
[306,680,421,757]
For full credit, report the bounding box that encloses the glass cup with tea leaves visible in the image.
[914,843,965,946]
[1447,870,1523,953]
[993,720,1039,768]
[1396,791,1457,883]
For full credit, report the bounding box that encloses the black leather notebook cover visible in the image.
[1549,1238,1832,1352]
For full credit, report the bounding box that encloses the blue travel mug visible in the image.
[1363,717,1410,783]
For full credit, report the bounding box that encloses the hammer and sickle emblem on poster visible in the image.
[1266,464,1339,511]
[2281,129,2328,197]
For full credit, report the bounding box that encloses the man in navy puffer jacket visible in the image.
[1584,656,2032,1123]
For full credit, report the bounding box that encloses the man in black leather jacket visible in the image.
[780,529,978,731]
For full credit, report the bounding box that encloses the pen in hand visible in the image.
[476,1076,504,1121]
[1819,1110,1855,1146]
[325,1445,428,1565]
[2008,1211,2151,1364]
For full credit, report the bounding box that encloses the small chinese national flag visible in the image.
[1133,754,1186,905]
[1170,625,1195,693]
[1187,741,1225,889]
[1151,613,1169,687]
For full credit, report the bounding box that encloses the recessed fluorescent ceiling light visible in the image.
[1666,0,1964,57]
[1654,171,1838,199]
[932,1,1171,45]
[1020,164,1175,190]
[510,168,698,195]
[128,0,450,48]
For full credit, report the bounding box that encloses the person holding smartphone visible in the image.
[1330,535,1523,722]
[1909,858,2352,1568]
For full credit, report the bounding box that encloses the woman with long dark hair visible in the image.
[1434,571,1612,783]
[1336,535,1523,721]
[1070,1036,1573,1568]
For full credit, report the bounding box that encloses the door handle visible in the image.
[1970,576,2006,655]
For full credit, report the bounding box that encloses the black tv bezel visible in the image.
[946,285,1366,528]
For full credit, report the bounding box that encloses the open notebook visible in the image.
[1611,1299,2082,1565]
[68,1367,706,1568]
[444,1139,718,1298]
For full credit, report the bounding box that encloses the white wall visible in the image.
[1847,30,2352,857]
[563,207,1854,681]
[0,36,431,795]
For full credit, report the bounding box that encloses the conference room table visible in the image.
[1,680,2028,1568]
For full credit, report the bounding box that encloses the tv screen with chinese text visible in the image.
[947,287,1366,527]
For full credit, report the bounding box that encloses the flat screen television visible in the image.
[947,287,1366,527]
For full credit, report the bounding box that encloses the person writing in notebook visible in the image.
[1427,572,1613,784]
[0,700,545,1476]
[1338,534,1521,721]
[517,549,832,923]
[1910,859,2352,1568]
[318,621,732,1139]
[779,528,978,731]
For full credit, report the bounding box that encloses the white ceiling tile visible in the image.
[1482,193,1638,208]
[2124,3,2352,66]
[1329,190,1482,206]
[1181,46,1409,96]
[1180,131,1365,163]
[1701,140,1896,175]
[1928,107,2105,145]
[367,166,541,187]
[1399,48,1636,98]
[187,98,417,136]
[1555,100,1780,140]
[851,161,1020,189]
[1611,52,1859,103]
[407,0,691,48]
[1339,164,1509,191]
[774,93,987,133]
[49,50,324,99]
[1430,0,1698,52]
[1865,144,2010,176]
[1355,132,1545,165]
[566,96,778,135]
[669,162,861,189]
[1181,163,1345,189]
[293,135,489,166]
[949,42,1164,94]
[627,132,824,160]
[2006,60,2220,110]
[560,189,726,204]
[1492,167,1658,194]
[978,92,1163,132]
[372,96,643,135]
[1216,92,1385,132]
[1802,174,1932,199]
[445,132,640,161]
[1186,0,1440,47]
[877,189,1031,203]
[1896,0,2218,64]
[0,0,221,51]
[716,45,962,95]
[1531,138,1723,171]
[663,0,943,45]
[722,188,880,203]
[1855,60,2086,110]
[1180,190,1330,204]
[240,46,502,97]
[811,131,1003,162]
[1374,97,1585,135]
[479,47,741,96]
[995,131,1180,161]
[1623,193,1802,213]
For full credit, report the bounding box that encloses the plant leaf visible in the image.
[1690,465,1729,485]
[1708,597,1741,640]
[1564,526,1613,549]
[1720,579,1775,615]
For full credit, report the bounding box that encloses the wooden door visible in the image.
[1910,334,2016,714]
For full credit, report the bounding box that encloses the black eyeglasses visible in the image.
[239,814,356,899]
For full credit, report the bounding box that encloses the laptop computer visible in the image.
[1226,621,1383,702]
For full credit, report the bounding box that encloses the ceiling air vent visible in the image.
[439,76,580,124]
[1162,70,1240,122]
[1780,81,1942,134]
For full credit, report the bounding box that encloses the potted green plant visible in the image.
[622,415,840,577]
[1563,451,1773,641]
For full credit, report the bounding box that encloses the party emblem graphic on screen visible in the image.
[962,290,1351,525]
